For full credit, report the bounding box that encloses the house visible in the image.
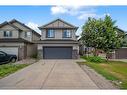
[0,19,41,60]
[36,19,79,59]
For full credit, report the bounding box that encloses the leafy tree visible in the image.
[81,15,125,60]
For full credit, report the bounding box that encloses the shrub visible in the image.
[81,56,106,63]
[30,53,38,59]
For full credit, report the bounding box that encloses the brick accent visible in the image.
[72,49,78,59]
[38,49,43,59]
[18,46,25,60]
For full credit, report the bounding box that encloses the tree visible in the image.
[81,17,102,56]
[81,15,125,60]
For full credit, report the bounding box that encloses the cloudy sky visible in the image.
[0,6,127,35]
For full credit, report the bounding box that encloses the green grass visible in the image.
[78,60,127,89]
[81,56,106,63]
[0,63,29,79]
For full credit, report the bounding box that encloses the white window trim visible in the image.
[3,31,12,37]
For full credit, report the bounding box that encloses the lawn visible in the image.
[78,60,127,89]
[0,63,29,79]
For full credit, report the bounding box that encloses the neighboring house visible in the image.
[107,28,127,59]
[78,38,94,56]
[79,28,127,59]
[0,19,41,60]
[36,19,79,59]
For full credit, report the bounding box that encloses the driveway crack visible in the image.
[15,78,25,85]
[40,61,57,89]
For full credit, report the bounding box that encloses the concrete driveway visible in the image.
[0,59,99,89]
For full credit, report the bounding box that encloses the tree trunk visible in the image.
[106,52,109,61]
[93,48,98,56]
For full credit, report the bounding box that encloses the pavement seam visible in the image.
[40,60,57,89]
[79,65,101,89]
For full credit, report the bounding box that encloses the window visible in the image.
[46,29,55,38]
[3,31,12,37]
[63,30,72,38]
[25,32,31,37]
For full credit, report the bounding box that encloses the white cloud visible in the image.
[78,13,105,20]
[78,13,97,20]
[51,6,68,15]
[26,22,41,34]
[51,6,110,21]
[51,5,84,15]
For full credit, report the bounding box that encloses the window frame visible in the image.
[25,31,31,38]
[46,29,55,38]
[3,31,12,37]
[62,29,72,38]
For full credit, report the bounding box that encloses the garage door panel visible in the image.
[43,47,72,59]
[115,48,127,59]
[0,47,18,56]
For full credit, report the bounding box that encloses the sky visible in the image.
[0,6,127,35]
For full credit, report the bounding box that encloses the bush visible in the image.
[81,56,106,63]
[30,53,38,59]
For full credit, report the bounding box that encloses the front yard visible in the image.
[0,63,29,79]
[78,57,127,89]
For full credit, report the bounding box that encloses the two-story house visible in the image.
[0,19,41,60]
[37,19,79,59]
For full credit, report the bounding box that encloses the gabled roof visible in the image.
[39,18,78,29]
[0,21,22,31]
[116,27,125,33]
[9,19,41,37]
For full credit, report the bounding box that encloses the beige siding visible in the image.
[0,25,19,38]
[41,29,76,40]
[44,20,72,28]
[32,33,40,41]
[12,22,32,41]
[41,20,77,40]
[0,42,24,47]
[12,22,30,31]
[12,22,40,41]
[26,44,37,57]
[19,31,32,41]
[41,29,45,40]
[0,30,19,38]
[0,25,16,30]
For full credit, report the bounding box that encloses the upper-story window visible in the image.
[63,30,72,38]
[3,31,12,37]
[46,29,55,38]
[25,32,31,37]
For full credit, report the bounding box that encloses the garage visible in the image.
[43,46,72,59]
[115,48,127,59]
[0,47,19,57]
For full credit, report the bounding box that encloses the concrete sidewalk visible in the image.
[0,59,98,89]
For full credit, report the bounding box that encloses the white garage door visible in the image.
[0,47,18,57]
